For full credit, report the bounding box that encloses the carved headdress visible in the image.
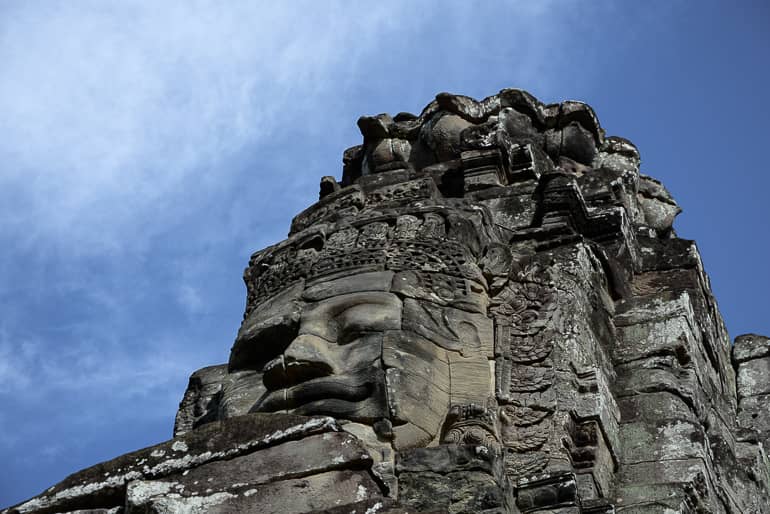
[244,201,500,317]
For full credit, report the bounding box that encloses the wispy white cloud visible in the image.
[0,325,194,401]
[0,1,422,256]
[177,283,204,315]
[0,331,35,394]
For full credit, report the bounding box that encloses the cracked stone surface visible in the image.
[5,89,770,514]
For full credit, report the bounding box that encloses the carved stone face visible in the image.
[255,291,398,422]
[229,264,494,449]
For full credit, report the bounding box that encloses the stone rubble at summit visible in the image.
[5,89,770,513]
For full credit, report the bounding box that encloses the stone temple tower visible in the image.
[5,89,770,513]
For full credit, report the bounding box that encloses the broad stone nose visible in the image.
[283,333,339,375]
[262,333,337,391]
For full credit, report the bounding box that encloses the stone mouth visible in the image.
[253,372,376,413]
[262,356,334,391]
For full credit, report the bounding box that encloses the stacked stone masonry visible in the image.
[5,89,770,513]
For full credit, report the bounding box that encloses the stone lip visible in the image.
[3,413,339,514]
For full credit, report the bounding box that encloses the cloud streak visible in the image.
[0,1,422,255]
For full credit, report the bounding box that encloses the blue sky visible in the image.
[1,0,768,505]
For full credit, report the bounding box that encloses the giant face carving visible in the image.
[256,290,399,421]
[222,89,600,453]
[175,91,616,503]
[228,212,497,449]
